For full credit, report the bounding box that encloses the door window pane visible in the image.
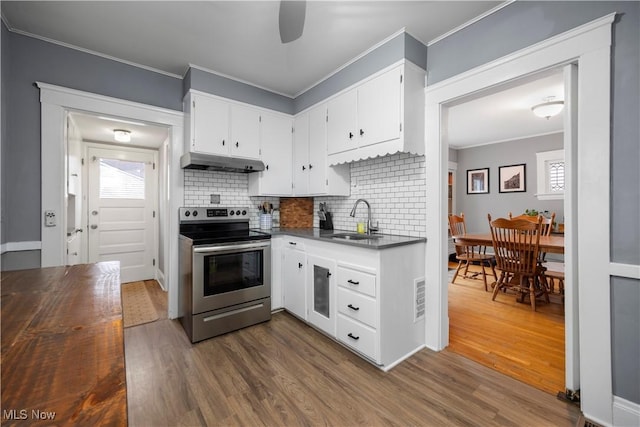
[99,159,145,199]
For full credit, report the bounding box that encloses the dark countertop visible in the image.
[266,227,426,249]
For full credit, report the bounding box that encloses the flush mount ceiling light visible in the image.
[531,96,565,119]
[113,129,131,143]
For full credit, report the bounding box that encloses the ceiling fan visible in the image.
[279,0,306,43]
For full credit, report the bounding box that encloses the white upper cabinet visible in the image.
[186,92,229,156]
[357,66,402,148]
[326,62,425,165]
[230,104,260,159]
[184,91,260,161]
[248,112,293,196]
[293,104,350,197]
[293,113,310,194]
[327,89,358,155]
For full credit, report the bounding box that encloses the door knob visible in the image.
[90,224,98,229]
[91,210,98,216]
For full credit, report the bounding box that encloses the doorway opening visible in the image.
[66,111,168,284]
[443,68,567,394]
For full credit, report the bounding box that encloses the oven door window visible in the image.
[203,250,263,296]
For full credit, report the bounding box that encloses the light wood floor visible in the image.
[447,263,566,396]
[124,281,579,426]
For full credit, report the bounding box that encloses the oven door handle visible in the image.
[193,241,271,254]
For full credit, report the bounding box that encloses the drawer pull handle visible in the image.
[298,262,303,269]
[289,242,297,245]
[347,333,360,340]
[347,304,359,311]
[347,279,360,285]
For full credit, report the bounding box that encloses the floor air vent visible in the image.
[414,277,425,322]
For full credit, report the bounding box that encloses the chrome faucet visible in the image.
[350,199,378,234]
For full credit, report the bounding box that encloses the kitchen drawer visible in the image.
[283,237,305,251]
[337,314,377,362]
[337,266,376,297]
[337,287,377,328]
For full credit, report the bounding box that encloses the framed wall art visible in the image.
[466,168,489,194]
[499,163,526,193]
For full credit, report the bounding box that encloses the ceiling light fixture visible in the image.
[531,96,564,119]
[113,129,131,143]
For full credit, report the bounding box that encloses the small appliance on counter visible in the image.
[318,203,333,230]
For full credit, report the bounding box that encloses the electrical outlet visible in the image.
[44,210,56,227]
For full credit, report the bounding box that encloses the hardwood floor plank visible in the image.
[124,281,578,426]
[448,264,566,395]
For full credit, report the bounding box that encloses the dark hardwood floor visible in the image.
[125,281,580,426]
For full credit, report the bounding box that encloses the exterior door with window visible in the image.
[87,146,157,283]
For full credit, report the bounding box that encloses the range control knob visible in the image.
[241,210,247,216]
[236,210,241,215]
[229,210,235,216]
[192,211,198,217]
[185,211,190,217]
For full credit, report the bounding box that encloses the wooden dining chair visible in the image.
[509,212,556,262]
[488,214,549,310]
[448,213,497,291]
[508,212,556,236]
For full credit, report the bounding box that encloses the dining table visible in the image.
[452,233,565,254]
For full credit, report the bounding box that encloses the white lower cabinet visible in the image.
[282,239,306,320]
[279,236,426,370]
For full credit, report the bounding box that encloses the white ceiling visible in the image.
[446,68,565,148]
[3,1,563,148]
[69,112,169,149]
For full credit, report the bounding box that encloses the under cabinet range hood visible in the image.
[180,152,265,173]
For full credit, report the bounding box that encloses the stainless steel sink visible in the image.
[330,232,382,241]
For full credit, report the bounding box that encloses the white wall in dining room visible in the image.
[455,132,564,234]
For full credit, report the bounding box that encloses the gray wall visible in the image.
[185,67,294,115]
[455,134,564,234]
[430,1,639,404]
[1,26,182,268]
[293,32,426,113]
[1,22,7,246]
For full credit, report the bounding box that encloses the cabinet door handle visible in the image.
[302,165,306,171]
[347,304,359,311]
[360,129,364,136]
[308,164,313,169]
[326,271,332,278]
[235,141,239,148]
[347,333,360,340]
[349,132,354,140]
[222,139,225,146]
[347,279,360,285]
[266,165,269,170]
[298,262,303,269]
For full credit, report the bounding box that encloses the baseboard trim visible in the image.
[155,269,166,291]
[0,241,42,254]
[613,396,640,427]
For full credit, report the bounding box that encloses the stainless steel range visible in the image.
[179,207,271,343]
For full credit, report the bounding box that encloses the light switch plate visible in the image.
[44,210,56,227]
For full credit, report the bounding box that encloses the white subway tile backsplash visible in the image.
[315,153,426,237]
[183,153,426,236]
[183,170,277,229]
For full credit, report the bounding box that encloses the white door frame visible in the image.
[38,82,183,319]
[424,14,615,425]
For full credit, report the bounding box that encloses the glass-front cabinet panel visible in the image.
[307,254,336,336]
